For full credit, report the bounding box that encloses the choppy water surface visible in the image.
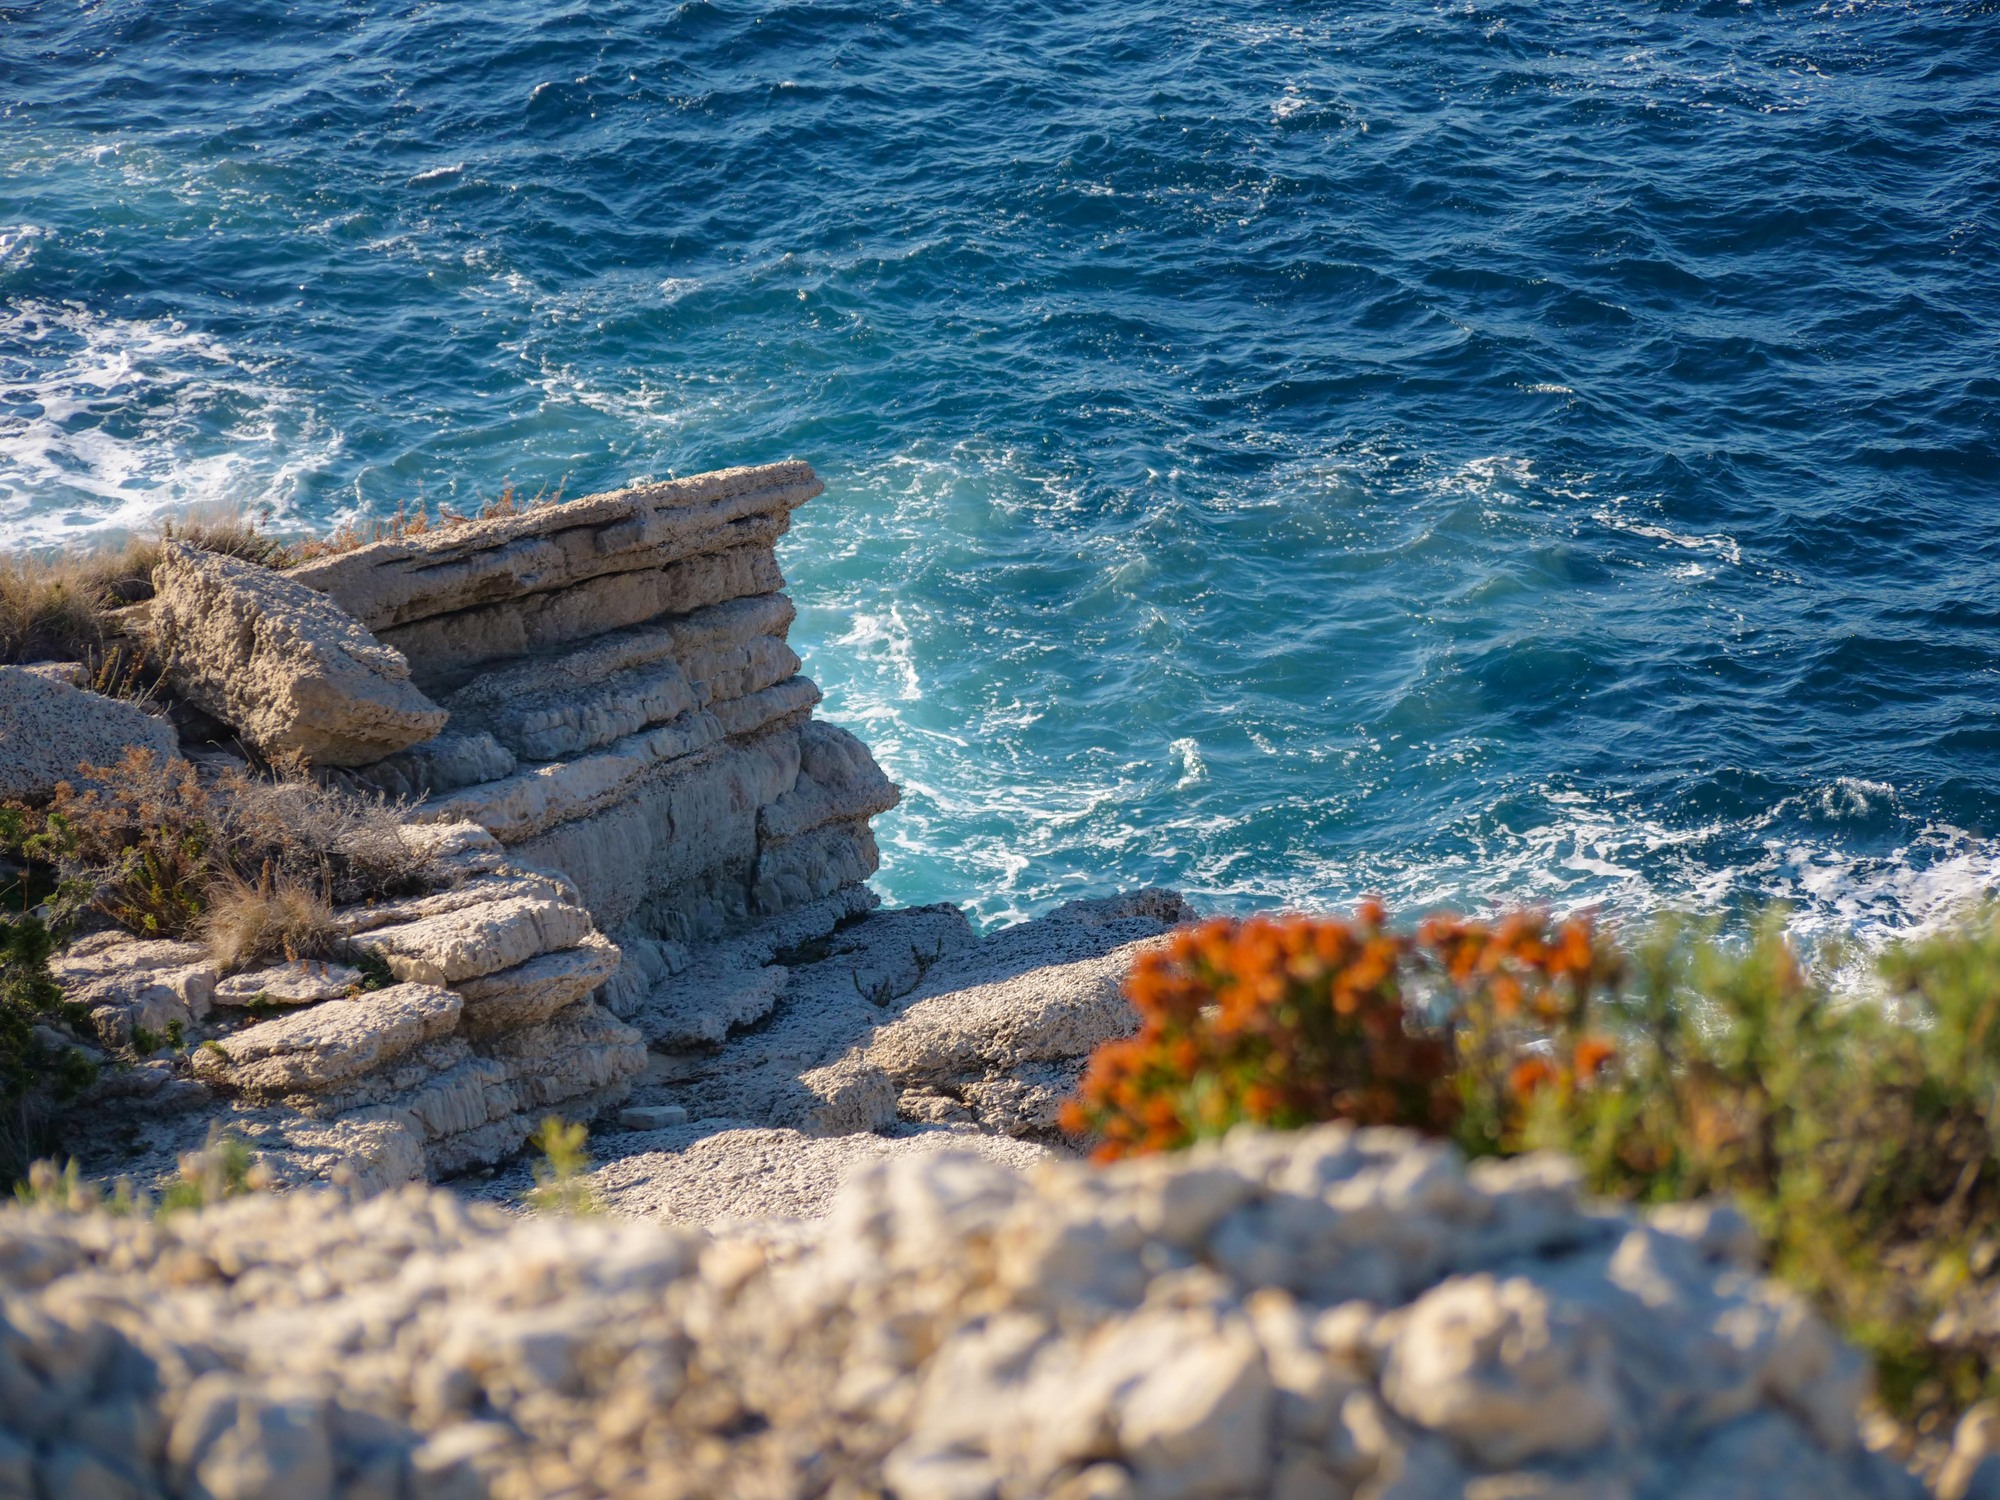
[5,0,1998,934]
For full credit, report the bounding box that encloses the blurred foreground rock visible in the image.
[0,1126,1918,1500]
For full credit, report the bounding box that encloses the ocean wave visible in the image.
[0,301,337,548]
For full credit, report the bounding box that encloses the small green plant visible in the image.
[157,1125,272,1214]
[128,1024,162,1056]
[349,948,396,992]
[524,1115,598,1215]
[13,1157,93,1211]
[0,909,97,1186]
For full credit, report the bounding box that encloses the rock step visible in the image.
[379,541,786,694]
[758,721,900,842]
[191,982,461,1095]
[484,728,804,934]
[287,460,820,633]
[350,895,599,985]
[455,933,623,1038]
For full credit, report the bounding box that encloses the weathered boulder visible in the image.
[0,664,178,802]
[0,1129,1917,1500]
[146,541,446,766]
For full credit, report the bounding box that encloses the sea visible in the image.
[3,0,1998,938]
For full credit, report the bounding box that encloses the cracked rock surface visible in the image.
[0,1127,1917,1500]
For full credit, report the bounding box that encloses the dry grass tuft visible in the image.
[7,748,433,955]
[200,868,339,973]
[0,510,296,667]
[289,480,566,563]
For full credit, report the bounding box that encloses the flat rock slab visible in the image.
[475,1121,1054,1230]
[192,982,462,1095]
[213,959,363,1007]
[147,540,445,765]
[352,894,599,985]
[286,460,822,632]
[0,665,178,803]
[48,934,215,1046]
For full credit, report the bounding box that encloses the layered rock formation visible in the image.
[0,1128,1918,1500]
[23,460,906,1192]
[66,827,644,1190]
[288,462,900,1040]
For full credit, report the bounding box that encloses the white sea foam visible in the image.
[0,299,337,549]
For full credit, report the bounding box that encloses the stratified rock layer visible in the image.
[0,1129,1918,1500]
[70,826,646,1193]
[288,460,898,985]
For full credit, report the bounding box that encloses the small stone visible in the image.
[619,1105,689,1131]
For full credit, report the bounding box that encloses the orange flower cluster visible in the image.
[1061,903,1628,1161]
[1059,904,1455,1161]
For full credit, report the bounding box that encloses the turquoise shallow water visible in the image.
[3,0,1998,933]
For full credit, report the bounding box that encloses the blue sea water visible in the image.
[3,0,1998,937]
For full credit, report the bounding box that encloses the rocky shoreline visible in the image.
[2,465,1993,1498]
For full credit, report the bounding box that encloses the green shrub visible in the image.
[1066,903,2000,1444]
[525,1116,599,1215]
[0,909,97,1184]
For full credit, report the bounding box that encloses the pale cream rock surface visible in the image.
[47,933,215,1047]
[0,664,178,802]
[212,959,364,1007]
[286,460,821,633]
[190,982,462,1095]
[146,540,446,765]
[0,1129,1918,1500]
[349,894,597,985]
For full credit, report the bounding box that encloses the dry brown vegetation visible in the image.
[8,747,431,966]
[200,870,340,974]
[287,481,563,563]
[0,513,295,666]
[1,485,560,666]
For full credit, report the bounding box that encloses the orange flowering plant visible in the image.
[1064,902,2000,1434]
[1060,901,1629,1162]
[1418,909,1626,1157]
[1059,904,1454,1158]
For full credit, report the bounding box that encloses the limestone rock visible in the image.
[758,720,900,842]
[147,541,446,766]
[0,665,178,803]
[286,461,821,634]
[453,933,623,1038]
[191,982,461,1095]
[213,960,363,1008]
[0,1129,1915,1500]
[348,729,517,800]
[375,544,787,692]
[49,934,215,1047]
[441,593,798,762]
[349,894,598,985]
